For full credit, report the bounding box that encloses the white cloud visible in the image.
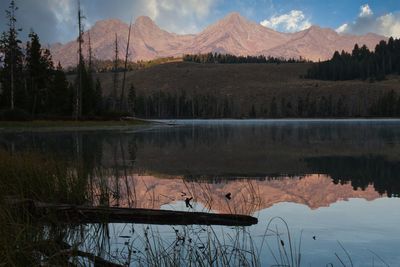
[336,23,348,33]
[141,0,160,20]
[337,4,400,37]
[136,0,218,34]
[377,13,400,37]
[359,4,373,18]
[48,0,75,24]
[0,0,220,43]
[260,10,311,32]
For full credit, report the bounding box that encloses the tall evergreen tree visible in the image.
[50,62,72,115]
[80,30,97,116]
[94,78,103,115]
[0,0,23,110]
[270,97,278,118]
[25,31,54,115]
[249,104,257,118]
[127,84,136,115]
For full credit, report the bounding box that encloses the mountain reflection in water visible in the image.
[93,174,381,214]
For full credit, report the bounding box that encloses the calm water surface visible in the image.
[1,119,400,266]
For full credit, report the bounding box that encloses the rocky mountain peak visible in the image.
[135,16,157,28]
[50,13,387,67]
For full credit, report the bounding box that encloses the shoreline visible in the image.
[150,118,400,124]
[0,119,154,133]
[1,117,400,133]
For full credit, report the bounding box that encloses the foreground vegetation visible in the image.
[0,150,382,266]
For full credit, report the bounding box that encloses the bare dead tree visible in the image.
[87,31,93,73]
[112,33,119,111]
[75,0,85,119]
[120,19,132,111]
[6,0,18,110]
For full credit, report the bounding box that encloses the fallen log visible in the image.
[7,199,258,226]
[122,117,179,125]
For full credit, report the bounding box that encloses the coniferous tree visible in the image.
[285,100,293,117]
[94,78,103,115]
[183,53,307,64]
[0,0,23,110]
[50,62,72,115]
[297,97,304,117]
[249,104,256,118]
[270,97,278,118]
[25,31,54,115]
[127,84,136,115]
[80,66,94,115]
[336,96,347,116]
[307,37,400,81]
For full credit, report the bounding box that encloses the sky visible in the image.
[0,0,399,44]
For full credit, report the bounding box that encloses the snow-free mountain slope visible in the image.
[50,13,386,67]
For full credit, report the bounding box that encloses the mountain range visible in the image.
[50,12,386,68]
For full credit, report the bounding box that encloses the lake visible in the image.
[1,119,399,266]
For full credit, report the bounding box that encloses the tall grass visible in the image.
[0,150,88,204]
[0,150,89,265]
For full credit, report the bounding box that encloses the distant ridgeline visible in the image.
[183,53,308,64]
[306,37,400,81]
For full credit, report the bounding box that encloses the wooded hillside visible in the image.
[91,62,400,118]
